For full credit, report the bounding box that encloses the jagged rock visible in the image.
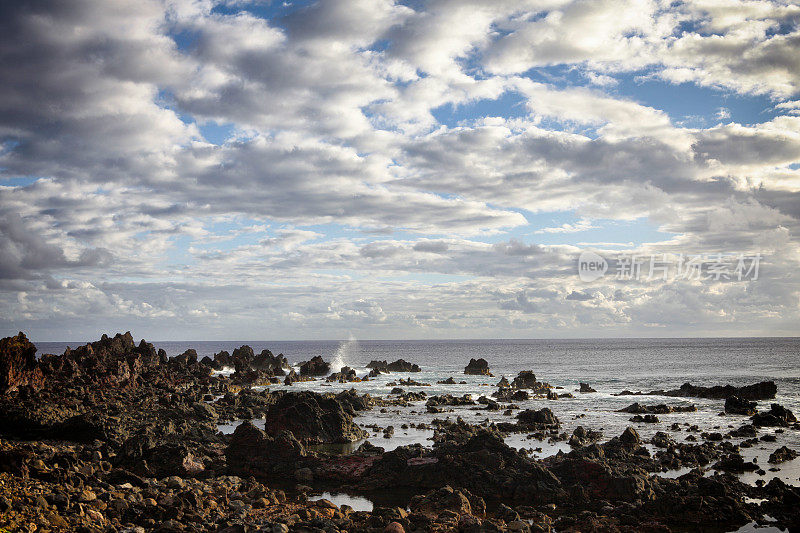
[263,391,368,444]
[226,421,306,477]
[651,432,674,448]
[616,381,777,401]
[618,402,696,414]
[568,426,602,447]
[0,332,44,394]
[409,486,479,518]
[464,358,491,376]
[751,404,796,427]
[327,366,358,383]
[725,396,757,416]
[579,383,597,393]
[768,446,798,464]
[496,376,510,388]
[517,407,559,428]
[510,371,551,393]
[713,453,758,472]
[299,356,331,376]
[387,359,421,372]
[620,427,641,446]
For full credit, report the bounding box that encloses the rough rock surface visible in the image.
[263,390,369,443]
[0,332,44,394]
[463,358,491,376]
[299,356,331,376]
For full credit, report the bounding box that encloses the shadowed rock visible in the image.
[0,332,44,395]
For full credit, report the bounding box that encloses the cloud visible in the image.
[0,0,798,340]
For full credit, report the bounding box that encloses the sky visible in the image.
[1,0,799,341]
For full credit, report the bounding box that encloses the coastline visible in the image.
[1,332,798,532]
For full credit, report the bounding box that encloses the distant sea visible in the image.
[34,337,800,492]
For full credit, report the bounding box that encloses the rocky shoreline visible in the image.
[1,332,799,532]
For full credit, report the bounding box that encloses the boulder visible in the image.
[0,332,44,394]
[510,371,551,393]
[263,391,368,443]
[387,359,421,372]
[752,404,797,427]
[725,396,757,416]
[464,358,491,376]
[517,407,559,427]
[768,446,798,464]
[299,356,331,376]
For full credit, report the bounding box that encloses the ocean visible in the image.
[35,337,800,504]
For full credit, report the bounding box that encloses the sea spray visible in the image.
[330,333,358,373]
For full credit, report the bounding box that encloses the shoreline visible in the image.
[1,332,798,532]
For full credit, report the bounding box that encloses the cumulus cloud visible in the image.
[0,0,798,340]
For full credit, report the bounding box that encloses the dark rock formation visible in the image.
[464,358,491,376]
[263,391,368,444]
[510,371,551,393]
[387,359,421,372]
[0,332,44,394]
[616,381,777,400]
[579,382,596,393]
[299,356,331,376]
[367,359,421,372]
[618,402,696,414]
[326,366,359,383]
[517,407,559,428]
[725,396,758,416]
[768,446,798,464]
[751,404,797,427]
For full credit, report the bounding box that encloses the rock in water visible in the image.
[464,358,491,376]
[768,446,798,464]
[263,391,368,443]
[751,404,797,427]
[725,396,757,416]
[0,332,44,394]
[386,359,421,372]
[299,356,331,376]
[517,407,560,427]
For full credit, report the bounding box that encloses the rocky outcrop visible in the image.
[326,366,359,383]
[579,382,596,393]
[768,446,798,464]
[299,356,331,376]
[751,404,797,427]
[725,396,758,415]
[616,381,777,400]
[263,391,368,444]
[0,332,44,394]
[618,402,696,414]
[463,358,491,376]
[226,420,307,478]
[367,359,421,372]
[517,407,559,428]
[408,486,484,518]
[510,371,551,393]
